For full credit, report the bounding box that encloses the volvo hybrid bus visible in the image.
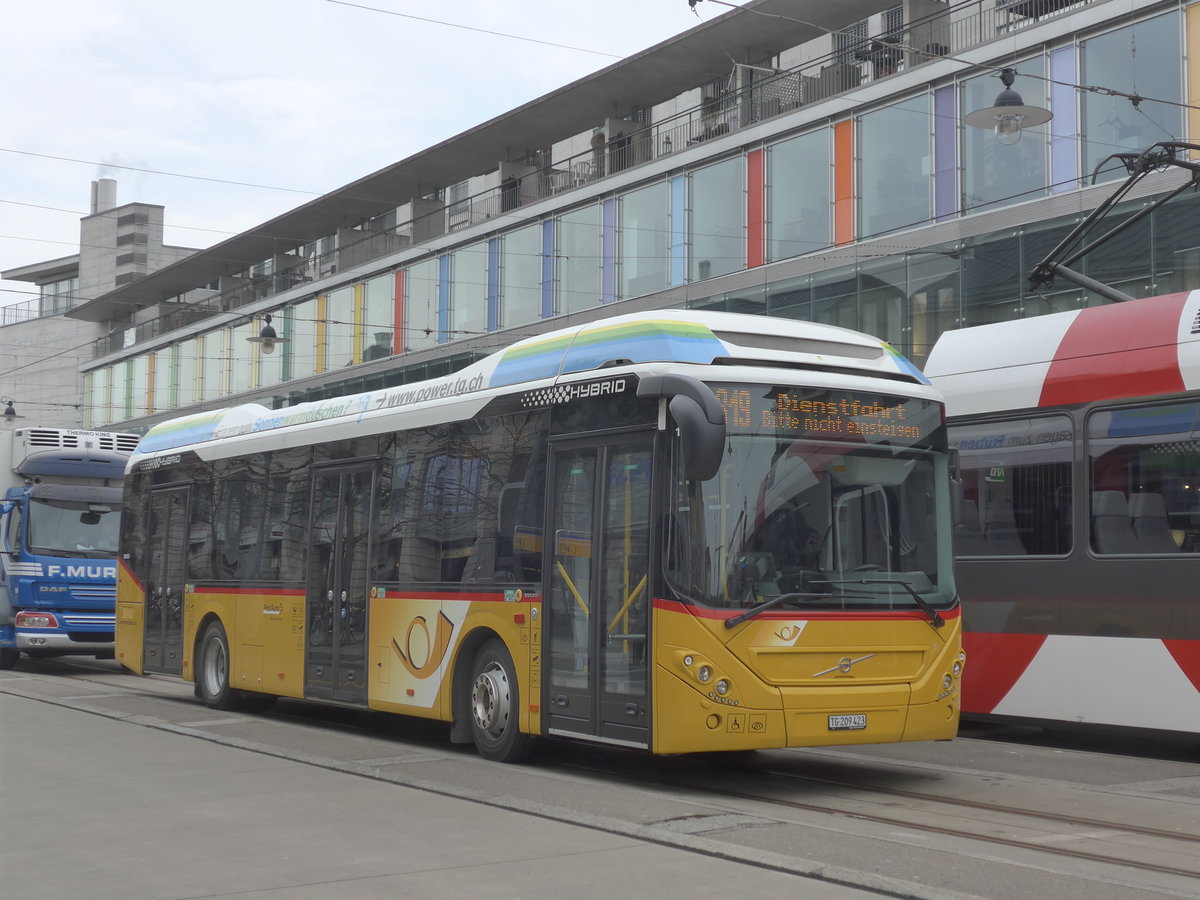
[117,311,963,761]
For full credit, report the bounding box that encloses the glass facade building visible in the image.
[77,1,1200,429]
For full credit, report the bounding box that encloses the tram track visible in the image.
[552,753,1200,883]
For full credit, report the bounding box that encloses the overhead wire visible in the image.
[324,0,624,59]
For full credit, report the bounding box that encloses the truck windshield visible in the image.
[26,498,120,558]
[664,383,955,614]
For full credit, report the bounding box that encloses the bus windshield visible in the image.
[27,497,121,558]
[665,383,954,613]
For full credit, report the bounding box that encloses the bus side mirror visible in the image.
[637,374,727,482]
[670,394,725,482]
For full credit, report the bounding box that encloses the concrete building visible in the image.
[1,179,200,427]
[31,0,1200,431]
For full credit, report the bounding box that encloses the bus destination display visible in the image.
[713,384,934,445]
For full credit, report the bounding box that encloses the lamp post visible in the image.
[965,68,1052,145]
[2,398,20,423]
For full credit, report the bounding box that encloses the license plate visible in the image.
[828,714,867,731]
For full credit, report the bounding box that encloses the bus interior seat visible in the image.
[1091,490,1140,554]
[1129,492,1180,553]
[982,499,1025,554]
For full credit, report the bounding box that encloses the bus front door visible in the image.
[143,486,188,676]
[545,436,652,748]
[305,465,374,705]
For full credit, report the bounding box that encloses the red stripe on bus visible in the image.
[384,591,515,603]
[191,585,305,597]
[1039,292,1188,407]
[653,597,961,623]
[1163,639,1200,693]
[184,586,515,603]
[119,558,143,593]
[960,631,1046,714]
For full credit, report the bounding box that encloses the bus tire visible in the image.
[469,639,533,763]
[0,647,18,670]
[196,621,238,710]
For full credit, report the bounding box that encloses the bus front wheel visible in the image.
[469,640,533,763]
[196,621,238,710]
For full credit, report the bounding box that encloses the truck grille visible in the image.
[72,584,116,601]
[61,613,115,628]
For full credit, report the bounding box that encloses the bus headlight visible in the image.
[942,674,953,692]
[952,661,962,678]
[697,665,713,684]
[715,679,731,696]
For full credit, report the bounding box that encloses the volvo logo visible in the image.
[813,653,876,677]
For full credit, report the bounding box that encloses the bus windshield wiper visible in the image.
[725,592,830,629]
[813,578,945,628]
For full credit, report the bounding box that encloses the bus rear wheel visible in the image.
[196,621,238,710]
[469,639,533,763]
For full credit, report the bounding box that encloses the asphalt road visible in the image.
[3,658,1197,900]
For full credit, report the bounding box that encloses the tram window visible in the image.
[1087,402,1200,555]
[949,416,1073,556]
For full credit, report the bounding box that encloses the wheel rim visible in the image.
[203,634,227,697]
[471,661,511,741]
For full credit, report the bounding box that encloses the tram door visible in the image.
[305,465,374,705]
[545,435,653,747]
[143,486,188,676]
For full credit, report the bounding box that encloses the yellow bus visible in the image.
[116,311,963,761]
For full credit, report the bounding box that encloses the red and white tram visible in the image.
[926,291,1200,737]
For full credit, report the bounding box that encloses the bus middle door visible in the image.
[143,486,188,676]
[545,435,653,748]
[305,464,374,705]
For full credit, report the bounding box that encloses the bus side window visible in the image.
[492,482,524,582]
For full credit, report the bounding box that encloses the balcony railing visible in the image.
[88,0,1100,360]
[1,298,40,327]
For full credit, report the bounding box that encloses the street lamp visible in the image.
[965,68,1052,145]
[2,398,20,423]
[246,314,288,355]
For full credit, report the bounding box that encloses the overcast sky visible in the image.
[0,0,722,307]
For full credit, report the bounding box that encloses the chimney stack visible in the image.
[91,178,117,214]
